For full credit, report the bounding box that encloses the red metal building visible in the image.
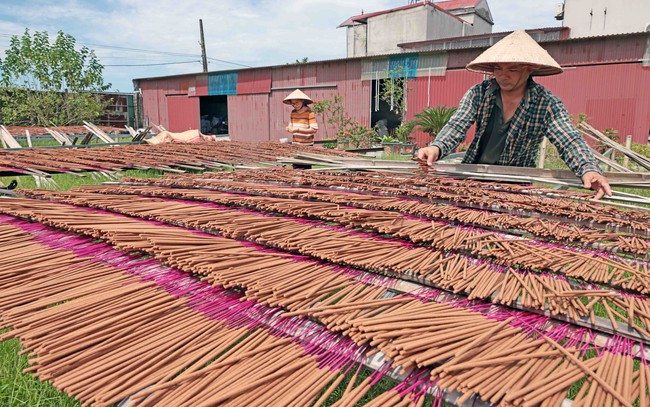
[133,30,649,147]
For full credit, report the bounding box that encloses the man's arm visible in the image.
[418,87,479,165]
[544,100,611,199]
[428,87,480,159]
[582,171,612,200]
[417,145,441,166]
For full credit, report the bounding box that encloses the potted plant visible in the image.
[392,120,418,156]
[412,106,458,141]
[379,134,400,155]
[345,122,377,149]
[337,132,351,150]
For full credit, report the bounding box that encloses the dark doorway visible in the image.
[199,95,228,135]
[370,79,402,137]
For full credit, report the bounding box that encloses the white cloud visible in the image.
[0,0,562,91]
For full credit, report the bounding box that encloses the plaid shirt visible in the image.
[431,78,601,177]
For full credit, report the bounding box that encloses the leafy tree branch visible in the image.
[0,29,112,126]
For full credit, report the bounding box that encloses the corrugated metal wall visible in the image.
[167,95,200,132]
[137,33,649,145]
[548,36,647,66]
[195,74,208,96]
[189,75,204,93]
[406,63,649,147]
[266,60,371,142]
[237,69,271,94]
[312,60,371,141]
[537,63,650,144]
[139,75,205,129]
[138,80,168,128]
[228,94,270,141]
[406,69,484,146]
[271,65,319,89]
[208,72,238,95]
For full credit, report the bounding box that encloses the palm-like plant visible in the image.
[412,106,457,140]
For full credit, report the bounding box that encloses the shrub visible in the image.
[412,106,457,140]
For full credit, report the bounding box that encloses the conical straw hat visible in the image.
[466,30,563,76]
[283,89,313,104]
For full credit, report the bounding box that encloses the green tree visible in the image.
[286,57,309,65]
[412,106,458,140]
[312,95,354,139]
[0,29,111,126]
[312,96,379,148]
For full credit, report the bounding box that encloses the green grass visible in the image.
[378,152,415,161]
[0,334,80,407]
[319,364,453,407]
[0,168,164,406]
[8,135,132,149]
[566,350,643,407]
[1,169,165,191]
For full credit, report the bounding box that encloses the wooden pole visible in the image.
[623,135,632,169]
[199,19,208,73]
[537,137,548,168]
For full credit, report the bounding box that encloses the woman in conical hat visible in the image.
[284,89,318,146]
[417,30,611,200]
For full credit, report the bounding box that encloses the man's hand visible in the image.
[582,171,612,200]
[416,146,441,166]
[286,126,295,133]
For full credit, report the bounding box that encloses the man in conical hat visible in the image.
[284,89,318,146]
[417,30,611,199]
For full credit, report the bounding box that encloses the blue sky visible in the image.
[0,0,562,92]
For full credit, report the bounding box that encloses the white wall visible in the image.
[449,0,493,36]
[563,0,650,37]
[452,12,493,35]
[425,7,466,45]
[344,3,493,57]
[365,6,465,56]
[346,25,368,58]
[366,7,431,56]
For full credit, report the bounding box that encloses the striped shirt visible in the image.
[289,108,318,145]
[431,78,601,177]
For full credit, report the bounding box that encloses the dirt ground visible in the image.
[4,125,126,136]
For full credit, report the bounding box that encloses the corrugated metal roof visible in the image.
[435,0,481,10]
[400,29,649,50]
[338,3,428,27]
[398,27,568,49]
[337,1,465,28]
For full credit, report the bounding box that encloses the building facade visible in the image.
[339,0,493,58]
[558,0,650,38]
[134,30,649,147]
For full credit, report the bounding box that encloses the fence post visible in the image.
[623,135,632,168]
[537,137,548,168]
